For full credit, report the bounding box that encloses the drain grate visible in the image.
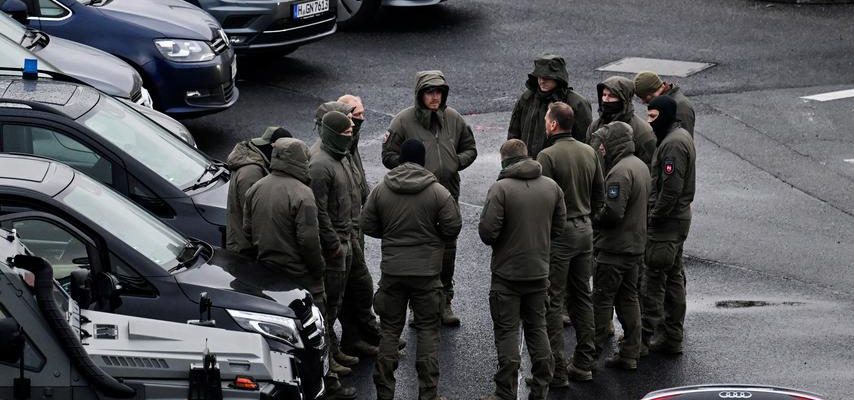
[596,57,715,78]
[715,300,805,308]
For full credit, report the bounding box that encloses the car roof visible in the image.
[0,153,75,197]
[0,75,100,119]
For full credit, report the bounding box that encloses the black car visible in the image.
[642,385,824,400]
[0,73,228,246]
[0,154,327,399]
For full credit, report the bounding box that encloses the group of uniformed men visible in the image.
[223,53,696,400]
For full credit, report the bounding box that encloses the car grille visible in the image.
[254,17,335,46]
[186,80,236,106]
[222,81,235,102]
[130,87,143,103]
[211,36,228,55]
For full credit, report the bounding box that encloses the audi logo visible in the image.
[718,392,753,399]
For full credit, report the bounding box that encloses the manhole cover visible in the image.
[596,57,715,78]
[716,300,806,308]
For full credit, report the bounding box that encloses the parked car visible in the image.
[0,245,304,399]
[0,154,327,399]
[0,74,225,245]
[642,385,824,400]
[8,0,238,116]
[189,0,337,57]
[0,12,151,107]
[336,0,445,29]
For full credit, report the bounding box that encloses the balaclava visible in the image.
[648,95,678,143]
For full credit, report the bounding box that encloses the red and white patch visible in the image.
[383,131,390,143]
[664,160,675,175]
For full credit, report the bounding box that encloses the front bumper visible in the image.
[144,47,239,117]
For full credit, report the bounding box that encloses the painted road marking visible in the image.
[801,89,854,102]
[844,159,854,164]
[596,57,715,77]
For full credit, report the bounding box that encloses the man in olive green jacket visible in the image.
[589,121,651,371]
[508,53,593,156]
[634,71,696,136]
[362,139,461,400]
[642,96,696,355]
[479,139,566,400]
[586,76,657,166]
[536,102,604,384]
[225,126,291,255]
[382,70,478,326]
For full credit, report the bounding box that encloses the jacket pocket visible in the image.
[645,240,679,270]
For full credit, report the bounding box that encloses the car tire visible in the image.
[337,0,381,30]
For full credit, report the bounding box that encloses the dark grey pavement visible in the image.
[181,1,854,398]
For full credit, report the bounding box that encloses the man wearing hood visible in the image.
[634,71,695,136]
[478,139,566,400]
[508,53,593,156]
[309,110,359,378]
[589,121,651,371]
[536,102,604,384]
[382,70,478,326]
[225,126,292,255]
[362,139,461,400]
[642,96,696,356]
[242,138,357,400]
[586,76,657,166]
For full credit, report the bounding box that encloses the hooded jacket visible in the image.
[586,76,657,166]
[242,139,325,292]
[361,162,462,277]
[382,71,478,199]
[666,84,695,136]
[508,54,593,156]
[479,158,566,281]
[537,132,605,219]
[310,131,356,259]
[649,123,696,230]
[590,122,650,259]
[225,139,270,254]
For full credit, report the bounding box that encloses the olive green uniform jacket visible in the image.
[649,124,696,236]
[225,140,269,255]
[382,71,478,199]
[361,162,462,277]
[309,141,355,260]
[586,76,657,166]
[666,85,695,137]
[508,54,593,156]
[536,132,604,218]
[479,158,567,282]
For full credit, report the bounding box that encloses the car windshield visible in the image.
[55,171,187,270]
[77,95,210,190]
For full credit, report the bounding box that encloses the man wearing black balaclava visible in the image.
[585,76,657,167]
[641,95,696,356]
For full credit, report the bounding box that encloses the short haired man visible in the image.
[634,71,696,136]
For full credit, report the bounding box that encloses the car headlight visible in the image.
[227,309,302,347]
[154,39,215,62]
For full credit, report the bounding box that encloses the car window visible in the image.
[1,125,113,185]
[3,219,89,281]
[0,306,47,372]
[77,96,209,191]
[36,0,69,18]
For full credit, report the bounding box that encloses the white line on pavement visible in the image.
[459,201,484,210]
[801,88,854,102]
[844,159,854,164]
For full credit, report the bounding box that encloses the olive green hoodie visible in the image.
[586,76,657,166]
[479,158,566,281]
[590,122,650,260]
[508,54,593,156]
[649,122,696,231]
[225,139,270,255]
[665,84,695,137]
[242,139,325,292]
[537,132,604,219]
[361,162,462,277]
[382,70,478,199]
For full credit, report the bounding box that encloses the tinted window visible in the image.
[7,219,89,280]
[37,0,69,18]
[1,125,113,185]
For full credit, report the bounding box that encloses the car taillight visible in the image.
[232,376,258,391]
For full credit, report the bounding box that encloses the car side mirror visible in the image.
[1,0,29,25]
[91,272,122,312]
[69,268,92,308]
[0,318,24,364]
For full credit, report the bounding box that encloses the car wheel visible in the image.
[337,0,381,29]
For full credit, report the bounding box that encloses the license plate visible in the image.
[293,0,329,19]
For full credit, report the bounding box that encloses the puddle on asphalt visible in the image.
[715,300,806,308]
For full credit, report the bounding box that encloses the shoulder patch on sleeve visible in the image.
[383,131,390,144]
[664,159,675,175]
[607,183,620,199]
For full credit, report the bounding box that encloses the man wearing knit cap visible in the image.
[362,138,461,400]
[634,71,696,136]
[225,126,292,255]
[586,76,657,167]
[382,70,478,326]
[309,110,360,387]
[508,53,593,156]
[642,96,696,356]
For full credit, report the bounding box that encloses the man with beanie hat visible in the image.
[634,71,696,136]
[586,76,657,167]
[642,96,696,356]
[588,121,651,371]
[337,94,383,358]
[383,70,478,327]
[478,139,566,400]
[508,53,593,156]
[225,126,292,255]
[362,138,461,400]
[309,110,360,382]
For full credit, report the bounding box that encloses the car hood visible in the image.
[36,34,141,99]
[175,248,309,319]
[190,174,228,226]
[98,0,220,41]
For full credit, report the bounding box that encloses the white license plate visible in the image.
[293,0,329,19]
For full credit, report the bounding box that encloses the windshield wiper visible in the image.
[183,163,226,192]
[168,241,202,273]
